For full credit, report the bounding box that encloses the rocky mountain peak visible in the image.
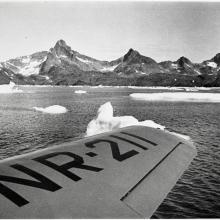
[123,48,139,62]
[54,39,69,49]
[52,39,73,57]
[177,56,192,67]
[211,53,220,65]
[56,39,67,47]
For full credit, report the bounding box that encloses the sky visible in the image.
[0,1,220,63]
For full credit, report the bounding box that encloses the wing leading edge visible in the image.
[0,126,197,218]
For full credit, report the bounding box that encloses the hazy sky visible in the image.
[0,1,220,62]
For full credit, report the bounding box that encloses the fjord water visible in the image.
[0,86,220,218]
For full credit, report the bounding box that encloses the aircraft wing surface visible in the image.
[0,126,197,218]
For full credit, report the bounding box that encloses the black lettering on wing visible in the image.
[85,139,139,162]
[34,152,103,181]
[0,164,61,207]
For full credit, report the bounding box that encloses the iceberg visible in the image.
[74,90,87,94]
[86,102,190,141]
[130,92,220,103]
[0,81,23,93]
[86,102,176,136]
[33,105,68,114]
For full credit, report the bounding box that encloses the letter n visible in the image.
[0,164,61,207]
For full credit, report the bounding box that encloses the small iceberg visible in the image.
[0,81,23,93]
[74,90,87,94]
[130,92,220,103]
[85,102,190,141]
[86,102,165,137]
[33,105,68,114]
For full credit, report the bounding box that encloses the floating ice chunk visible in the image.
[74,90,87,94]
[184,87,199,92]
[197,87,212,91]
[127,86,184,91]
[96,102,113,120]
[85,102,191,141]
[0,81,23,93]
[86,115,139,137]
[86,102,165,137]
[33,105,68,114]
[130,92,220,103]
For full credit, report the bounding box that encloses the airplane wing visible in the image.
[0,126,197,218]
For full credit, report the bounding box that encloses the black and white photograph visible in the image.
[0,0,219,218]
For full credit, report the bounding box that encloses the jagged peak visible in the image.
[128,48,134,53]
[55,39,67,47]
[211,53,220,64]
[123,48,140,62]
[177,56,192,65]
[213,53,220,57]
[54,39,72,52]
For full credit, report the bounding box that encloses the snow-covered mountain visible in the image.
[1,51,48,76]
[114,48,163,76]
[0,39,220,86]
[40,39,122,74]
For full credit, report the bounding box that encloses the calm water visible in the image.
[0,86,220,218]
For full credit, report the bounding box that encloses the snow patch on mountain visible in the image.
[194,69,202,75]
[22,56,31,63]
[59,55,68,59]
[207,62,217,68]
[171,63,178,69]
[19,60,42,76]
[135,69,146,75]
[76,56,93,64]
[100,64,119,72]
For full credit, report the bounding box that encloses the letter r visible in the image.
[34,152,103,181]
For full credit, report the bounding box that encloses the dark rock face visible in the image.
[114,48,161,75]
[123,48,157,65]
[0,69,11,85]
[211,53,220,66]
[0,39,220,86]
[176,56,192,67]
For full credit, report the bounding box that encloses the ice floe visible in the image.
[85,102,190,141]
[130,92,220,103]
[128,86,184,90]
[74,90,87,94]
[184,88,199,92]
[33,105,68,114]
[0,81,23,94]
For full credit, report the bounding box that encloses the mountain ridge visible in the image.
[0,39,219,87]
